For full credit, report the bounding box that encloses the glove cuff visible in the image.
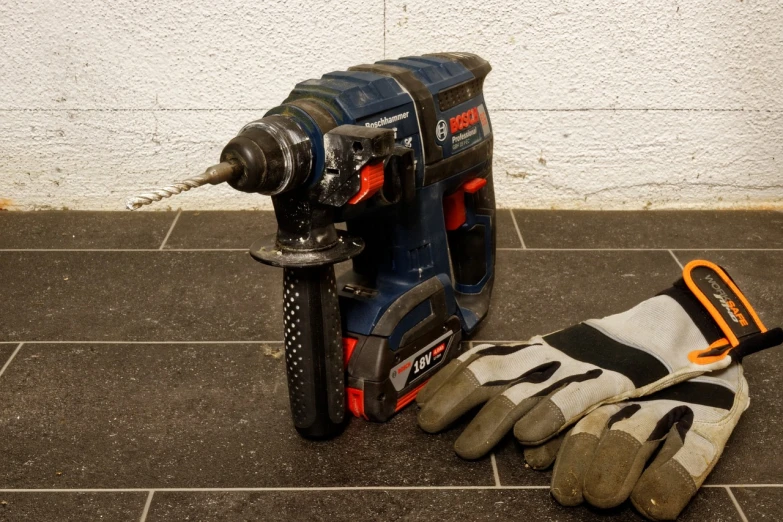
[660,259,782,364]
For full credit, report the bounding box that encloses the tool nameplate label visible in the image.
[442,102,491,155]
[389,331,453,391]
[357,102,424,181]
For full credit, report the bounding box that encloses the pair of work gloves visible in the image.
[417,260,782,520]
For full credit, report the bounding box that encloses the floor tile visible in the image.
[0,492,147,522]
[0,344,20,370]
[0,251,281,342]
[472,250,682,341]
[675,251,783,484]
[0,211,176,249]
[496,209,523,249]
[731,487,783,521]
[145,487,741,522]
[492,435,552,487]
[163,211,277,250]
[515,210,783,249]
[1,249,680,344]
[0,343,490,488]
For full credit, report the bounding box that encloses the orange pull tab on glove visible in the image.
[680,260,781,364]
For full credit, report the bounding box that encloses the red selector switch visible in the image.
[443,177,487,231]
[348,161,385,205]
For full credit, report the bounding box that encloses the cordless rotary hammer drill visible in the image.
[127,53,496,438]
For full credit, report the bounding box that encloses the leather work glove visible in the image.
[524,364,749,521]
[416,260,782,460]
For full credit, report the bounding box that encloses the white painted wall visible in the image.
[1,0,781,210]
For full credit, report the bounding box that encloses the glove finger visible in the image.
[416,366,499,433]
[416,359,465,406]
[418,342,553,433]
[551,404,623,506]
[453,394,542,460]
[581,403,688,509]
[417,343,492,406]
[514,366,633,444]
[631,425,716,520]
[524,431,566,470]
[451,361,567,458]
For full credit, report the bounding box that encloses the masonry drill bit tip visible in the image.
[125,161,240,210]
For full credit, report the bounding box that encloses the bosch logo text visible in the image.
[450,107,480,133]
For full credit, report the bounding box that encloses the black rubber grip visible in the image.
[283,265,346,438]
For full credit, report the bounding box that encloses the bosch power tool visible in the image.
[126,53,496,438]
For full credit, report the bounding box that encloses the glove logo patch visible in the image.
[683,260,766,349]
[705,273,749,327]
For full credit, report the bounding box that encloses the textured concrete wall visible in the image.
[1,0,782,210]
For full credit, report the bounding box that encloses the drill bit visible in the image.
[125,161,240,210]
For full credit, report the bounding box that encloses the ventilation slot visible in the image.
[438,78,483,111]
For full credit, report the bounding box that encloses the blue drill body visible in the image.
[134,53,497,436]
[266,55,494,345]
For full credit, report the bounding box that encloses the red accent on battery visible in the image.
[463,177,487,193]
[348,161,385,205]
[342,336,358,369]
[394,380,430,412]
[346,387,368,420]
[443,189,466,231]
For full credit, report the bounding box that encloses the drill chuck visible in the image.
[222,115,312,195]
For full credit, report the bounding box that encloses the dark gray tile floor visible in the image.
[0,251,281,342]
[473,249,681,341]
[0,343,489,489]
[0,211,175,250]
[164,211,277,250]
[144,488,741,522]
[0,210,780,521]
[0,492,148,522]
[515,210,783,249]
[732,488,783,521]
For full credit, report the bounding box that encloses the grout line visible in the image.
[0,486,550,493]
[2,247,782,253]
[159,209,182,250]
[702,484,783,488]
[490,454,501,487]
[0,485,777,493]
[508,210,526,249]
[496,247,783,252]
[139,490,155,522]
[0,343,24,380]
[16,341,283,345]
[724,487,749,522]
[0,248,248,252]
[668,250,685,270]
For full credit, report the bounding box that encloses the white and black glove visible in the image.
[417,260,782,459]
[525,364,750,521]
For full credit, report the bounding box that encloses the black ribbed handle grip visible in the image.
[283,265,346,438]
